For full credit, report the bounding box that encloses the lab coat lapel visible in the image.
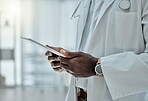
[94,0,115,30]
[71,0,81,19]
[76,0,91,50]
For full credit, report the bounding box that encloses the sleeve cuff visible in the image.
[100,52,148,100]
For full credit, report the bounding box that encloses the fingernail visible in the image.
[60,49,66,54]
[49,52,52,56]
[57,57,60,60]
[59,69,64,72]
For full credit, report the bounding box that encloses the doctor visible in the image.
[46,0,148,101]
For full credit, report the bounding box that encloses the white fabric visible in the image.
[65,0,148,101]
[76,0,105,91]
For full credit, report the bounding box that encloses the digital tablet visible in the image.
[21,36,65,57]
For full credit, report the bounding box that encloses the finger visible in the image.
[59,57,70,65]
[46,45,62,53]
[45,51,52,56]
[60,49,79,58]
[66,70,75,74]
[51,61,60,67]
[53,67,63,72]
[46,51,59,57]
[59,68,65,72]
[46,45,71,58]
[48,56,59,62]
[46,45,79,58]
[46,45,70,57]
[60,63,71,70]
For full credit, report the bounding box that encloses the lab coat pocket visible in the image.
[107,12,144,54]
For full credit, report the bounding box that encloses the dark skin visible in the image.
[45,45,98,77]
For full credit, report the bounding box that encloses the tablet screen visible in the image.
[21,36,65,57]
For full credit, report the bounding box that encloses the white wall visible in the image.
[21,0,78,86]
[0,0,78,86]
[22,0,77,49]
[0,0,21,86]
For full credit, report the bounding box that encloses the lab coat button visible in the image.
[119,0,131,10]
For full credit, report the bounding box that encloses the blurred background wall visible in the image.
[0,0,78,101]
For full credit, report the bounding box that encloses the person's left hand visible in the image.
[45,45,98,77]
[60,50,98,77]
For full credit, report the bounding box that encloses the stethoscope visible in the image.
[71,0,131,19]
[119,0,131,11]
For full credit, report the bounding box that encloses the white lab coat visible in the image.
[65,0,148,101]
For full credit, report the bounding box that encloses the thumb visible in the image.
[46,45,61,52]
[60,49,78,58]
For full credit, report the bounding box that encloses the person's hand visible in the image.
[45,45,98,77]
[59,51,98,77]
